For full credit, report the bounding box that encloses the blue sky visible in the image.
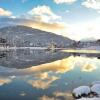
[0,0,99,22]
[0,0,100,40]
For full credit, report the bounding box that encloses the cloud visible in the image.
[39,95,56,100]
[27,5,61,23]
[20,91,26,96]
[0,6,70,39]
[35,72,49,80]
[0,8,12,16]
[17,5,70,36]
[0,78,11,86]
[82,63,97,72]
[39,91,73,100]
[10,16,16,19]
[23,20,67,35]
[54,0,77,4]
[82,0,100,12]
[19,5,69,36]
[0,17,67,36]
[28,56,75,74]
[66,10,70,13]
[28,75,58,89]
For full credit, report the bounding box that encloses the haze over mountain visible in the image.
[80,37,97,42]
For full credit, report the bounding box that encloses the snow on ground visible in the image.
[73,81,100,100]
[91,84,100,95]
[73,86,90,98]
[78,98,100,100]
[92,81,100,85]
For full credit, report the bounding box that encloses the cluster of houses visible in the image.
[0,38,9,47]
[0,36,100,49]
[72,40,100,48]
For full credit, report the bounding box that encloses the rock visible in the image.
[91,84,100,96]
[92,81,100,85]
[73,86,90,99]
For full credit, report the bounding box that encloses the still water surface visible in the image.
[0,49,100,100]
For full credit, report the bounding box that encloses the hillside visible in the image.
[0,25,74,48]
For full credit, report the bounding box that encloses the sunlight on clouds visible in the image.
[20,56,99,77]
[29,56,75,74]
[23,56,76,90]
[54,0,77,4]
[28,5,61,23]
[0,56,99,77]
[23,21,67,36]
[0,78,11,86]
[23,8,100,41]
[39,91,73,100]
[35,72,48,80]
[22,17,100,40]
[53,91,73,99]
[39,95,55,100]
[21,5,70,37]
[0,8,12,16]
[82,63,97,72]
[28,75,58,89]
[0,0,100,40]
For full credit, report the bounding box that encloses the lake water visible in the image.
[0,49,100,100]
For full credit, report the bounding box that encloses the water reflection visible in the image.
[82,63,97,72]
[0,49,100,100]
[0,78,11,86]
[0,49,71,68]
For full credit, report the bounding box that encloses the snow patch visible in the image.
[91,84,100,95]
[78,98,100,100]
[73,86,90,98]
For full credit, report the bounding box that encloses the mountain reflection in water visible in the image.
[0,49,100,100]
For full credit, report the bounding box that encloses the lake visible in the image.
[0,49,100,100]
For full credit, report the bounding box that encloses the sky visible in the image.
[0,0,100,40]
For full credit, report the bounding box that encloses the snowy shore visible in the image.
[73,81,100,100]
[78,98,100,100]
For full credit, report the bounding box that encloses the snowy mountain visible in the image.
[0,25,74,47]
[80,37,97,42]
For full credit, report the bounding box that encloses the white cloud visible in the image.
[22,5,69,36]
[28,5,61,23]
[10,16,16,19]
[66,10,70,13]
[67,18,100,40]
[0,8,12,16]
[82,0,100,12]
[54,0,77,4]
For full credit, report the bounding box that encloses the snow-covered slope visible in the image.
[0,25,74,47]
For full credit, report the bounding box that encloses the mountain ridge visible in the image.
[0,25,74,48]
